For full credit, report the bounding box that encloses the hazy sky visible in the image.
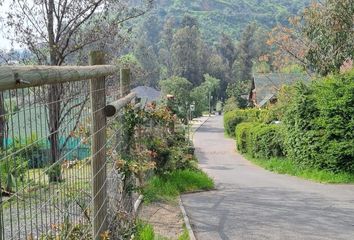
[0,1,21,50]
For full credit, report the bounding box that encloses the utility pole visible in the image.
[209,92,213,117]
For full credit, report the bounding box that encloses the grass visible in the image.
[143,169,214,203]
[135,222,155,240]
[246,154,354,184]
[178,228,190,240]
[135,221,190,240]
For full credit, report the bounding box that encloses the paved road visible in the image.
[182,115,354,240]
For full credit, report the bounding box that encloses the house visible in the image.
[131,86,161,103]
[249,73,310,107]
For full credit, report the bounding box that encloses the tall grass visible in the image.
[143,169,214,203]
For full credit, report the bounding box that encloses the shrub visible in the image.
[235,122,285,159]
[283,70,354,172]
[223,97,239,112]
[235,122,256,153]
[144,130,197,176]
[224,109,271,136]
[249,124,285,159]
[0,155,28,192]
[224,111,247,136]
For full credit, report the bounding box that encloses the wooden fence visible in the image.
[0,51,142,239]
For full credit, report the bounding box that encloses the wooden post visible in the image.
[0,65,117,91]
[89,51,108,239]
[120,69,131,98]
[118,68,135,213]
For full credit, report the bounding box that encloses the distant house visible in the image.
[249,73,310,107]
[131,86,161,103]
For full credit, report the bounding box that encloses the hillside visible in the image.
[152,0,310,43]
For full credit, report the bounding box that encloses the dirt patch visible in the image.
[138,201,184,239]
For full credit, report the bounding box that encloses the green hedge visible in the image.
[235,122,285,159]
[235,122,256,154]
[283,70,354,172]
[224,109,271,137]
[250,124,285,159]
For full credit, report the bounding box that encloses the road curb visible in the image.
[179,196,197,240]
[134,194,144,214]
[181,115,211,240]
[191,115,211,141]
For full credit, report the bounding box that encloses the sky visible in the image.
[0,0,21,50]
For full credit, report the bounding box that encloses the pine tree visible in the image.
[171,22,202,86]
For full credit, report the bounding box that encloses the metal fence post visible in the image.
[89,51,108,239]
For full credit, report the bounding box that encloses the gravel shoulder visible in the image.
[139,202,185,239]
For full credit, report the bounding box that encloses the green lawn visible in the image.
[246,155,354,184]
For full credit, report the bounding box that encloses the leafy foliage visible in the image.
[152,0,310,43]
[224,109,271,136]
[283,70,354,172]
[236,123,285,159]
[268,0,354,75]
[191,74,221,116]
[171,24,203,86]
[159,76,193,120]
[233,70,354,174]
[0,155,27,193]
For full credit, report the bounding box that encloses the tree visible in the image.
[204,51,230,99]
[117,53,146,86]
[4,0,153,181]
[217,33,237,69]
[268,0,354,75]
[134,39,160,87]
[158,17,176,79]
[160,17,175,51]
[181,14,199,29]
[140,14,162,53]
[191,74,221,116]
[226,83,248,109]
[159,76,193,121]
[171,25,202,86]
[206,54,227,81]
[203,74,221,100]
[160,76,193,105]
[233,23,257,83]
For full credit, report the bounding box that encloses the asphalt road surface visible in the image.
[182,115,354,240]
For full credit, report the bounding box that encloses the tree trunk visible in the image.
[0,92,5,150]
[47,85,62,182]
[46,0,62,182]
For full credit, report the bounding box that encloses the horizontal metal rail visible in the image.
[0,65,117,90]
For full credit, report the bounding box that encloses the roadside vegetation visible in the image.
[143,169,214,203]
[224,70,354,183]
[121,97,214,239]
[135,221,189,240]
[221,0,353,184]
[247,156,354,184]
[0,0,351,238]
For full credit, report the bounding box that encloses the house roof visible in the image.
[131,86,161,103]
[253,73,310,107]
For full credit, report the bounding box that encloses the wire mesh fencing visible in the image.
[0,55,143,240]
